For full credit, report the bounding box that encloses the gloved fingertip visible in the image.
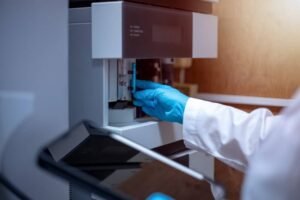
[133,100,143,107]
[133,91,141,99]
[142,106,152,115]
[133,90,145,99]
[135,80,151,89]
[136,80,164,89]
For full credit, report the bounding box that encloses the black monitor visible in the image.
[38,121,226,200]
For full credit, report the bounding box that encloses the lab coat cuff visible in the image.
[183,98,201,135]
[183,97,217,136]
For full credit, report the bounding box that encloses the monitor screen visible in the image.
[42,122,224,200]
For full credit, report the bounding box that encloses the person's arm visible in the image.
[242,92,300,200]
[134,80,279,171]
[183,98,279,172]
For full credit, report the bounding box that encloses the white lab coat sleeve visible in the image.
[182,98,278,172]
[242,92,300,200]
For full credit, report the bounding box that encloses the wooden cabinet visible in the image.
[186,0,300,99]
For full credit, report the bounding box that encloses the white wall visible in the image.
[0,0,69,199]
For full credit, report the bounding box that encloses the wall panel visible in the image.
[187,0,300,99]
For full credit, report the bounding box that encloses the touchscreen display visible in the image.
[44,123,222,200]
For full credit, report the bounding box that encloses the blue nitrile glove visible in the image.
[146,192,174,200]
[133,80,188,124]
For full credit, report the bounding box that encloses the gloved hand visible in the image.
[146,192,174,200]
[133,80,188,124]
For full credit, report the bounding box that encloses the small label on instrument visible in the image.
[129,25,144,37]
